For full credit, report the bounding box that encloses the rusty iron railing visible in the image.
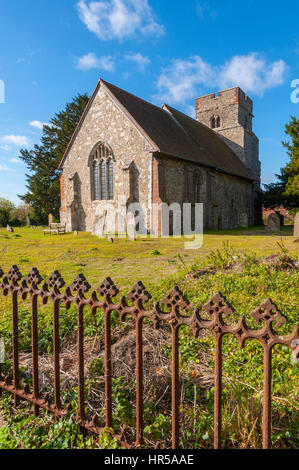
[0,265,298,449]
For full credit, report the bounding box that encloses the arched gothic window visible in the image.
[211,116,221,129]
[90,143,114,201]
[193,171,202,203]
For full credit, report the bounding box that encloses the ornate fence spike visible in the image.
[26,267,43,287]
[203,292,234,319]
[7,265,22,286]
[251,298,287,329]
[97,277,119,298]
[45,271,65,291]
[128,281,151,304]
[70,273,91,294]
[162,286,189,312]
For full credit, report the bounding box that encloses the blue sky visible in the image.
[0,0,299,204]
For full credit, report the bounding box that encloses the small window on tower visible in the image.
[216,116,221,128]
[211,117,216,129]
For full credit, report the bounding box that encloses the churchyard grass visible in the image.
[0,226,298,449]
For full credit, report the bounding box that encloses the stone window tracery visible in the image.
[90,143,114,201]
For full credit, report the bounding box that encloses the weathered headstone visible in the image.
[239,213,248,228]
[293,212,299,238]
[48,213,53,226]
[267,213,280,232]
[126,212,136,241]
[107,236,114,243]
[26,215,31,227]
[6,225,14,233]
[93,209,107,237]
[74,230,78,236]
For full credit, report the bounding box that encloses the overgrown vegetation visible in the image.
[263,115,299,212]
[0,227,298,449]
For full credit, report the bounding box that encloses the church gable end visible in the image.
[59,82,153,234]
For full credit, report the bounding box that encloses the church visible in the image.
[58,79,261,235]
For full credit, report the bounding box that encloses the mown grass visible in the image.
[0,226,298,449]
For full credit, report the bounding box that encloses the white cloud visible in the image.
[76,52,115,72]
[2,135,30,147]
[0,164,9,171]
[29,120,49,130]
[154,53,287,105]
[10,157,22,164]
[0,144,11,152]
[125,52,151,69]
[155,56,213,104]
[196,2,217,20]
[77,0,165,41]
[219,54,286,95]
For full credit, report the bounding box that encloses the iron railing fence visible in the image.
[0,265,298,449]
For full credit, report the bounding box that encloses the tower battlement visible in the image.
[195,86,260,185]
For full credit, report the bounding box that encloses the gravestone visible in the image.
[26,215,31,227]
[267,213,280,232]
[93,209,107,237]
[239,213,248,228]
[126,212,136,241]
[6,225,14,233]
[294,213,299,238]
[48,213,53,226]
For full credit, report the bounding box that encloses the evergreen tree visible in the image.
[19,93,89,224]
[263,116,299,209]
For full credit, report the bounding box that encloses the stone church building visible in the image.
[59,79,261,235]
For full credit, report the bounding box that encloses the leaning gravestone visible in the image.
[293,213,299,239]
[26,215,31,227]
[48,213,53,226]
[126,212,136,241]
[93,209,107,237]
[267,213,280,232]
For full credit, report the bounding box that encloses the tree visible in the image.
[263,116,299,210]
[282,116,299,200]
[19,93,89,224]
[0,198,15,227]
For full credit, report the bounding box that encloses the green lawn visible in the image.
[0,225,297,289]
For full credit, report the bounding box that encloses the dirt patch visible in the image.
[261,254,299,271]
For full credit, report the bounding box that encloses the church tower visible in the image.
[195,87,261,185]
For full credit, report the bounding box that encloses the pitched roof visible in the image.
[59,79,254,181]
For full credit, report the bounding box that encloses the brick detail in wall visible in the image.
[60,173,66,212]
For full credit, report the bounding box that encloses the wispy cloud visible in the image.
[125,52,151,69]
[76,52,115,72]
[154,53,287,105]
[0,144,11,152]
[196,2,217,20]
[2,135,30,147]
[77,0,165,41]
[0,164,9,171]
[29,120,50,131]
[10,157,22,164]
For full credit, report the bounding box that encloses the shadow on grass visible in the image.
[204,226,294,237]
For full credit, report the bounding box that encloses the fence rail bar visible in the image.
[0,265,298,449]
